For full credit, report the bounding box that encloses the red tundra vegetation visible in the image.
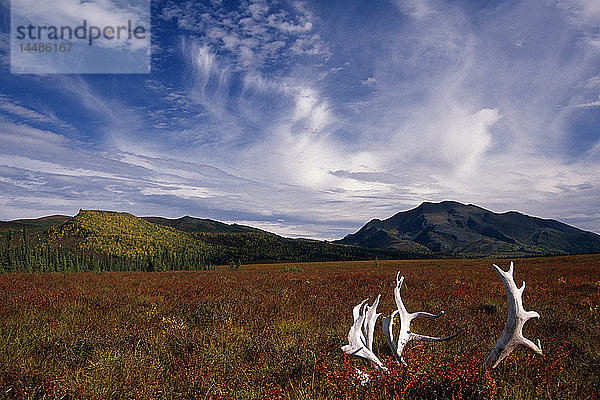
[0,254,598,399]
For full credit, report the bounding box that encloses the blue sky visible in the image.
[0,0,599,239]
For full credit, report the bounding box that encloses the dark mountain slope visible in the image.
[0,215,71,232]
[143,216,269,234]
[336,201,600,256]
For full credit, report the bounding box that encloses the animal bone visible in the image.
[382,272,461,365]
[484,262,542,368]
[341,294,387,370]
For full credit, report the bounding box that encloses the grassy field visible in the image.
[0,254,598,399]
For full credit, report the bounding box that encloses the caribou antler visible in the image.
[382,272,461,365]
[341,295,387,370]
[484,262,542,368]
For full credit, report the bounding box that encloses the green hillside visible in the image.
[50,210,210,259]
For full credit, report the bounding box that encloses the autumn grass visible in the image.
[0,254,598,399]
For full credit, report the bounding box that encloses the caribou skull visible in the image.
[341,294,387,370]
[382,272,461,365]
[484,262,542,368]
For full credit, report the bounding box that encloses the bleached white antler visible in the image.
[341,294,387,370]
[484,262,542,368]
[382,272,461,365]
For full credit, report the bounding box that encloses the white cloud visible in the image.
[557,0,600,47]
[193,44,217,77]
[0,95,73,130]
[394,0,435,20]
[0,103,53,123]
[140,185,216,199]
[290,86,332,132]
[360,77,376,86]
[569,99,600,108]
[584,75,600,88]
[0,121,68,149]
[162,0,329,71]
[290,34,330,57]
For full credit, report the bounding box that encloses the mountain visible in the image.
[336,201,600,256]
[0,215,71,232]
[142,216,268,234]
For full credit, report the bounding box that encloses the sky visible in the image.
[0,0,599,240]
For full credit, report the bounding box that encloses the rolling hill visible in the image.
[336,201,600,256]
[49,210,209,259]
[142,216,268,234]
[0,215,70,232]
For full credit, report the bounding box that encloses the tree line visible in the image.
[0,228,429,273]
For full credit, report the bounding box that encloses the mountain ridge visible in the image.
[0,215,71,232]
[141,215,270,235]
[2,202,599,266]
[1,213,271,236]
[336,201,600,256]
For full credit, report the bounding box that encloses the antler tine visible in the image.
[484,262,542,369]
[411,329,463,343]
[393,273,407,314]
[382,310,400,363]
[364,294,382,352]
[410,310,445,320]
[386,272,461,365]
[353,298,369,324]
[342,296,386,370]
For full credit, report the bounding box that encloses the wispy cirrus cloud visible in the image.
[393,0,435,20]
[0,95,74,131]
[0,0,599,238]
